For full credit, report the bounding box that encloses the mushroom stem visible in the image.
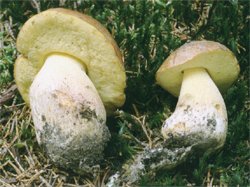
[29,54,110,171]
[162,68,227,150]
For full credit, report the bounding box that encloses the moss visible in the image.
[0,0,249,186]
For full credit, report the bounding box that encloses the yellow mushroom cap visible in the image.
[156,40,240,97]
[14,8,126,114]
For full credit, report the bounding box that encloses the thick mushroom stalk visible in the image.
[162,68,227,150]
[29,54,110,172]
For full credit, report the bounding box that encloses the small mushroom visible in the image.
[156,41,240,152]
[14,8,126,173]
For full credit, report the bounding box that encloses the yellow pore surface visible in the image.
[156,41,240,97]
[15,8,126,114]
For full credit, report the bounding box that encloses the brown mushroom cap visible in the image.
[156,40,240,97]
[14,8,126,114]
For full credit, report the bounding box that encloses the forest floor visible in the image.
[0,1,249,186]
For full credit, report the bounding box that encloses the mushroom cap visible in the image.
[14,8,126,114]
[156,40,240,97]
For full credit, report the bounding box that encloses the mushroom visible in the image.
[156,41,240,152]
[14,8,126,173]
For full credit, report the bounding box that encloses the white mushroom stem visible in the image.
[162,68,227,150]
[29,54,109,170]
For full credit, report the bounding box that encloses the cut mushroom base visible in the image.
[162,68,227,150]
[30,54,110,172]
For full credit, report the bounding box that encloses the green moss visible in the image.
[0,0,249,186]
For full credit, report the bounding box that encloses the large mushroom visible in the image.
[156,41,240,152]
[14,8,126,173]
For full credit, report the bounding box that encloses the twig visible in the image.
[24,142,35,166]
[0,178,13,187]
[206,168,211,187]
[25,170,45,186]
[140,116,152,148]
[30,0,41,13]
[39,176,53,187]
[132,104,140,117]
[16,166,33,180]
[7,148,25,173]
[0,84,17,106]
[6,160,22,175]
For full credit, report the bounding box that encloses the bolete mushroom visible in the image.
[156,41,239,152]
[14,8,126,173]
